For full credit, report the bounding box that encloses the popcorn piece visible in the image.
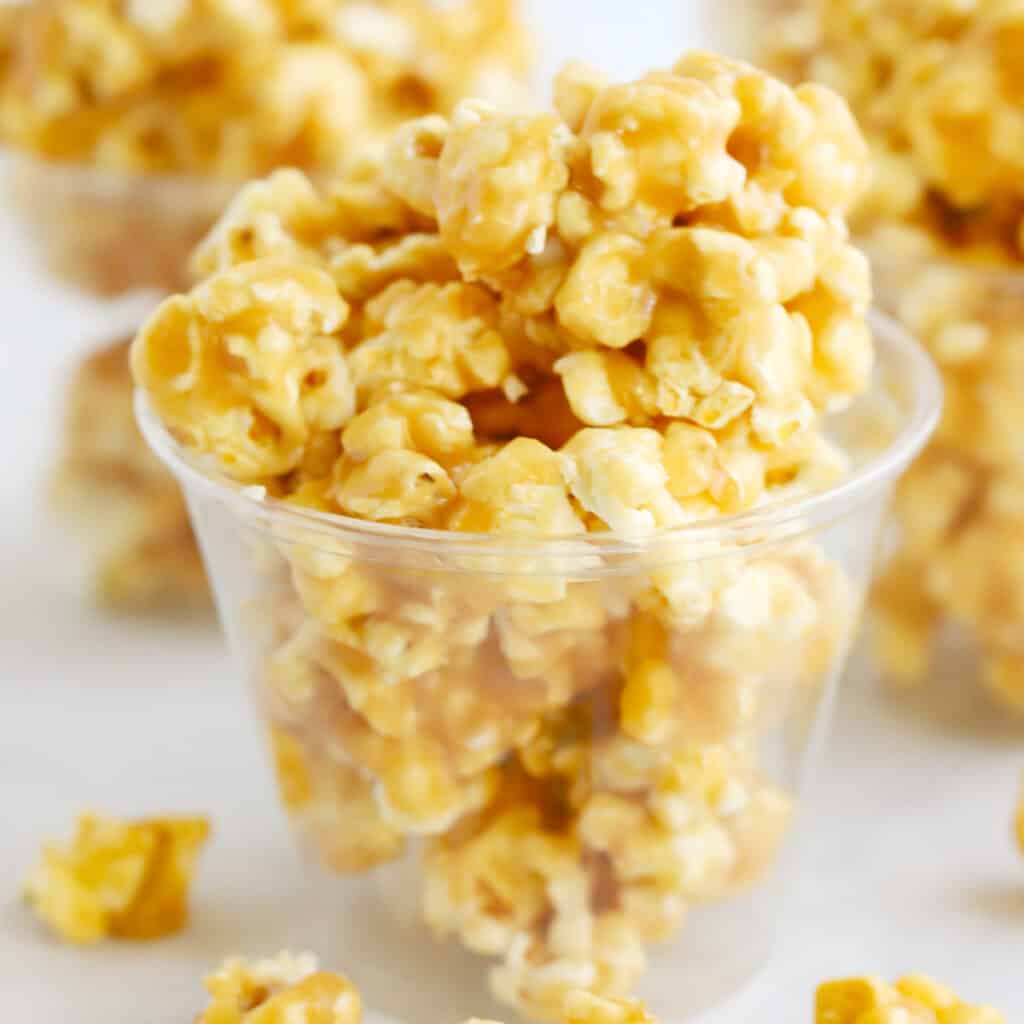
[24,812,209,943]
[51,336,208,611]
[554,351,657,428]
[350,282,509,401]
[815,976,1005,1024]
[133,260,353,482]
[449,438,584,538]
[561,428,684,537]
[197,952,361,1024]
[554,234,656,350]
[437,104,572,277]
[579,70,743,225]
[563,991,655,1024]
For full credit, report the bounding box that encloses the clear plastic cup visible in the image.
[3,151,235,296]
[136,313,939,1024]
[0,151,233,608]
[864,231,1024,709]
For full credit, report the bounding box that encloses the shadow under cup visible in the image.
[136,314,940,1023]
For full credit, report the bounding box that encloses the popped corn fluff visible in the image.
[196,952,362,1024]
[0,0,531,178]
[24,813,210,944]
[134,52,870,1020]
[135,50,874,532]
[816,976,1005,1024]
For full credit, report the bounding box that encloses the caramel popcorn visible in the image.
[816,976,1005,1024]
[862,232,1024,708]
[0,0,530,296]
[24,812,210,944]
[0,0,531,179]
[196,952,361,1024]
[760,0,1024,251]
[133,50,874,1021]
[760,1,1024,704]
[51,336,208,611]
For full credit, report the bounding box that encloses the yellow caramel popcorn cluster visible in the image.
[0,0,529,296]
[816,976,1005,1024]
[761,1,1024,703]
[196,952,362,1024]
[51,337,208,611]
[1016,776,1024,856]
[194,959,659,1024]
[250,529,844,1018]
[0,0,530,179]
[134,52,871,1017]
[423,741,791,1019]
[763,0,1024,251]
[136,52,873,521]
[24,812,210,944]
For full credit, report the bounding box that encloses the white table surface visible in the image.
[1,4,1022,1019]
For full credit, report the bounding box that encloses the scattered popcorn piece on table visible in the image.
[24,812,210,943]
[816,975,1005,1024]
[196,952,361,1024]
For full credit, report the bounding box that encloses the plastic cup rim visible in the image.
[135,309,943,562]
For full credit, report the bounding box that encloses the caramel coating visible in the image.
[816,976,1005,1024]
[24,812,210,943]
[196,953,361,1024]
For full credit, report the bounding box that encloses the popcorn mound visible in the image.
[0,0,530,178]
[51,337,208,611]
[762,0,1024,252]
[133,52,873,1018]
[815,976,1005,1024]
[24,813,210,944]
[0,0,531,294]
[762,0,1024,707]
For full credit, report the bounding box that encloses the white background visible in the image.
[1,2,1022,1020]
